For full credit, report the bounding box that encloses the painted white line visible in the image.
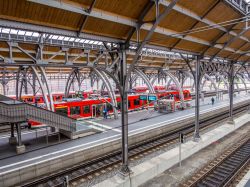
[0,97,249,173]
[0,133,121,171]
[87,125,106,132]
[85,120,121,133]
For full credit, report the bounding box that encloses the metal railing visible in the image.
[0,95,77,132]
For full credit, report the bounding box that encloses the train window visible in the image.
[83,105,90,114]
[117,102,121,110]
[106,103,113,111]
[55,96,61,101]
[70,106,80,115]
[27,98,33,102]
[134,99,140,106]
[55,107,68,116]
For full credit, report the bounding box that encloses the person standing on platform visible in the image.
[211,97,215,105]
[103,108,107,119]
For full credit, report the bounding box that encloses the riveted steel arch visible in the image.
[39,67,54,111]
[15,66,54,111]
[65,68,84,97]
[201,73,218,92]
[160,69,185,108]
[31,66,51,110]
[92,68,118,119]
[134,68,154,93]
[235,74,247,94]
[182,71,194,91]
[216,72,229,90]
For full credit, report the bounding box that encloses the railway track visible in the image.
[184,136,250,187]
[20,103,250,187]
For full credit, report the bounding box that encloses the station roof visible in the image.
[0,0,250,72]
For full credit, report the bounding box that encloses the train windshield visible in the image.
[55,107,68,116]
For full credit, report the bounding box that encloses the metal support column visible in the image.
[16,123,22,146]
[32,71,36,96]
[15,123,25,154]
[228,61,235,124]
[119,44,131,176]
[194,56,201,141]
[11,123,14,137]
[9,123,17,145]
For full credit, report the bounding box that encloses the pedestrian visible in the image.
[211,97,215,105]
[103,108,107,119]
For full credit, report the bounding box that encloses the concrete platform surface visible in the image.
[93,113,250,187]
[237,170,250,187]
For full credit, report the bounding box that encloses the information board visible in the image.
[148,95,157,101]
[139,95,147,100]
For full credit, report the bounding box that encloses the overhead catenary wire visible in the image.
[139,16,250,44]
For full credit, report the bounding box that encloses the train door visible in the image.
[92,105,96,118]
[92,104,106,118]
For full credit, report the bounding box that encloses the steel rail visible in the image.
[187,137,250,187]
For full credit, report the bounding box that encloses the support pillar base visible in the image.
[16,145,26,154]
[227,118,235,125]
[193,133,201,142]
[118,165,132,179]
[9,137,17,145]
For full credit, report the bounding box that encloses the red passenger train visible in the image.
[9,86,192,127]
[53,89,192,119]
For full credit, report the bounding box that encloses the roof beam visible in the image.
[27,0,250,59]
[127,0,180,77]
[226,41,250,59]
[160,0,249,43]
[200,22,239,56]
[170,0,221,50]
[77,0,96,37]
[209,27,250,62]
[125,0,155,46]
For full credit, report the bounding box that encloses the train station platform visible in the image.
[94,113,250,187]
[85,91,246,131]
[0,93,249,186]
[237,170,250,187]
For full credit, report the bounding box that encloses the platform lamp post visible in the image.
[119,44,131,176]
[228,61,235,125]
[193,55,201,141]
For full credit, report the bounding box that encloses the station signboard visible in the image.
[148,95,157,101]
[139,95,157,101]
[139,95,147,100]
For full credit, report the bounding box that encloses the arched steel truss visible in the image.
[65,67,119,119]
[64,68,85,97]
[134,68,154,93]
[201,74,218,92]
[160,69,185,108]
[16,66,54,111]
